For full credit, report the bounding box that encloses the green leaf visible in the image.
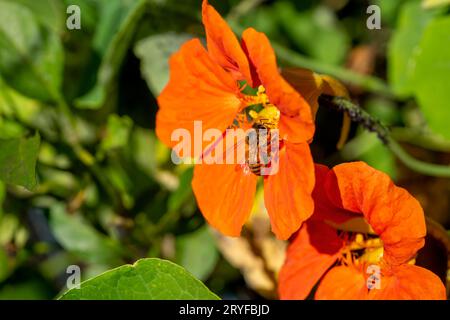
[0,281,52,300]
[59,258,220,300]
[414,16,450,140]
[275,3,350,65]
[239,6,280,40]
[49,203,123,265]
[168,167,194,212]
[388,1,441,97]
[341,131,398,180]
[0,181,4,218]
[374,0,408,25]
[100,115,133,152]
[1,0,65,33]
[0,247,9,282]
[0,133,40,190]
[0,214,19,246]
[423,0,450,8]
[134,32,193,96]
[129,128,158,176]
[360,135,398,180]
[104,164,134,209]
[0,80,44,126]
[75,0,147,109]
[176,227,219,281]
[0,118,26,139]
[0,1,63,101]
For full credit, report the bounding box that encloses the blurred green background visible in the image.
[0,0,449,299]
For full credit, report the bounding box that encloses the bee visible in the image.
[246,105,280,176]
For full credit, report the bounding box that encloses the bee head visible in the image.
[249,105,280,129]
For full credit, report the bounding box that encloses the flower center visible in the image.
[340,233,384,267]
[238,85,281,130]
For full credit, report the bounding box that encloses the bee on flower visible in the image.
[156,0,317,240]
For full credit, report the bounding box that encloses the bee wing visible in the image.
[200,127,250,165]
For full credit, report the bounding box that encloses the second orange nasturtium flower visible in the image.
[278,162,446,300]
[156,0,315,240]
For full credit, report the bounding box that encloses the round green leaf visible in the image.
[59,258,220,300]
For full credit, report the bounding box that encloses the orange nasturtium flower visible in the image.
[278,162,447,300]
[156,0,315,240]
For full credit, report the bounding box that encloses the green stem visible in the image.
[391,127,450,152]
[318,95,389,142]
[273,44,394,98]
[387,138,450,178]
[319,95,450,178]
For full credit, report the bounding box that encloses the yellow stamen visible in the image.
[243,85,281,130]
[243,85,270,107]
[359,247,384,264]
[355,233,364,244]
[344,234,384,265]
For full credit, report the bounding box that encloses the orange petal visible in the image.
[192,134,257,236]
[281,68,350,120]
[241,28,315,142]
[279,114,316,144]
[312,164,357,224]
[157,39,242,159]
[202,0,253,85]
[281,67,324,120]
[315,266,368,300]
[368,264,447,300]
[278,221,343,300]
[263,142,314,240]
[326,162,426,265]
